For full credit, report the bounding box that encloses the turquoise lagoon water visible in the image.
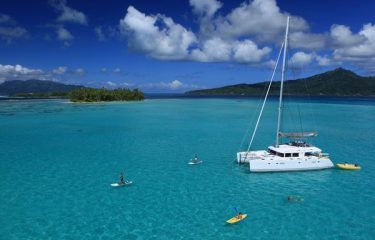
[0,97,374,239]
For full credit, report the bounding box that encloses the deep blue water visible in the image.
[0,98,374,239]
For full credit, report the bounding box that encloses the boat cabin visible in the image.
[267,143,322,158]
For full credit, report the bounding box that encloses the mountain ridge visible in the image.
[186,68,375,96]
[0,79,83,96]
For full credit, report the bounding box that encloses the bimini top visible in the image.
[279,132,318,138]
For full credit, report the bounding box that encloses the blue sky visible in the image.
[0,0,374,92]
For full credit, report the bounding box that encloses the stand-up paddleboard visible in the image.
[226,214,247,224]
[188,160,203,165]
[111,181,133,187]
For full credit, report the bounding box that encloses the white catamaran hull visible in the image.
[249,158,334,172]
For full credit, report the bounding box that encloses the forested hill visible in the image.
[0,79,82,96]
[186,68,375,96]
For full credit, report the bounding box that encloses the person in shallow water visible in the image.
[288,195,303,202]
[120,172,124,184]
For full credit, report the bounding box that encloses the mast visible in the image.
[276,16,289,147]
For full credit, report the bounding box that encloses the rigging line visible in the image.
[286,46,304,135]
[245,41,285,153]
[232,75,271,165]
[233,56,281,164]
[301,66,318,138]
[237,85,269,154]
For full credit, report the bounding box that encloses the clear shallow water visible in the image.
[0,98,374,240]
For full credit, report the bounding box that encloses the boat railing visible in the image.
[319,153,330,158]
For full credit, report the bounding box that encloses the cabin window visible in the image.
[285,153,291,157]
[269,150,277,155]
[305,152,313,156]
[293,153,299,157]
[277,152,284,157]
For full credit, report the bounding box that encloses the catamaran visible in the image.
[236,17,334,172]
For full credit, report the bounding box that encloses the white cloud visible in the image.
[316,55,333,66]
[330,25,365,47]
[191,38,270,63]
[113,68,121,73]
[74,68,85,75]
[101,67,107,73]
[141,80,200,91]
[331,23,375,73]
[57,27,73,41]
[191,37,232,62]
[206,0,308,42]
[56,27,74,46]
[189,0,222,17]
[106,81,116,86]
[49,0,88,25]
[289,52,336,68]
[0,64,49,81]
[116,1,375,73]
[333,23,375,59]
[120,6,270,64]
[233,40,271,63]
[168,80,183,89]
[289,32,327,50]
[0,14,15,25]
[52,66,67,74]
[119,6,197,60]
[0,14,28,43]
[289,51,315,68]
[95,26,106,41]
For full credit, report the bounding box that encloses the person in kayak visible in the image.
[236,212,243,219]
[120,172,125,184]
[193,154,199,163]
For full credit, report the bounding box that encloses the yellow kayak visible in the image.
[336,163,361,170]
[226,214,247,224]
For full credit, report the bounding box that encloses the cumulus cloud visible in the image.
[289,52,337,68]
[56,27,74,46]
[141,80,200,91]
[0,14,28,43]
[331,23,375,73]
[49,0,88,25]
[0,64,49,81]
[119,6,270,63]
[74,68,85,75]
[52,66,68,74]
[116,1,375,73]
[106,81,116,86]
[189,0,222,18]
[289,32,327,50]
[330,25,366,47]
[113,68,121,73]
[120,6,197,60]
[205,0,308,42]
[333,23,375,59]
[191,38,271,63]
[289,51,315,68]
[316,55,334,66]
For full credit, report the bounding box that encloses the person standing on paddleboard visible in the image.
[120,172,124,184]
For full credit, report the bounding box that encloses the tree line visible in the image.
[69,88,144,102]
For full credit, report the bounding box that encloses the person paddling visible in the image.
[120,172,125,184]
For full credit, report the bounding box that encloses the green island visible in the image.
[0,79,144,102]
[186,68,375,96]
[69,88,144,102]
